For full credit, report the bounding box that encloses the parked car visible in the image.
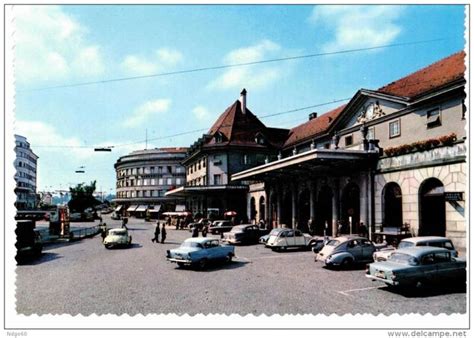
[166,238,235,269]
[259,228,281,244]
[15,220,43,263]
[311,236,332,253]
[366,247,466,288]
[265,228,313,251]
[223,224,270,245]
[373,236,458,262]
[316,236,376,268]
[209,220,234,234]
[103,228,132,249]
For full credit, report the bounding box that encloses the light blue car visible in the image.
[166,237,235,269]
[366,246,466,288]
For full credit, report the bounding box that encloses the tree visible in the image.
[68,181,101,213]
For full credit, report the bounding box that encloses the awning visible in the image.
[162,211,192,217]
[127,205,138,212]
[231,148,376,181]
[148,205,162,213]
[175,204,186,212]
[115,205,123,212]
[135,205,148,212]
[165,185,248,198]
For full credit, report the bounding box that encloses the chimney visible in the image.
[240,88,247,114]
[308,112,318,120]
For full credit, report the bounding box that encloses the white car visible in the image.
[103,228,132,249]
[373,236,458,262]
[265,228,313,251]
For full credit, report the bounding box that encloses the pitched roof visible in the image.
[377,50,465,99]
[206,100,288,149]
[283,105,346,148]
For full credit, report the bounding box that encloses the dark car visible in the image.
[15,220,43,263]
[223,224,270,245]
[209,220,234,234]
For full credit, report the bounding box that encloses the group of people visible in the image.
[152,221,167,244]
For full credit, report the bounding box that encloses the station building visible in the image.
[14,134,39,210]
[232,51,467,252]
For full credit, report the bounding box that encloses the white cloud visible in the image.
[309,5,405,52]
[122,99,171,128]
[15,120,92,159]
[121,48,184,76]
[14,5,105,84]
[208,40,283,91]
[192,105,211,121]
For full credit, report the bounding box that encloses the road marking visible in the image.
[338,286,384,296]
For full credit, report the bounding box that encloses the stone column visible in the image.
[368,171,374,241]
[276,187,282,227]
[309,181,316,222]
[265,185,272,227]
[360,172,368,226]
[292,184,297,229]
[332,179,340,236]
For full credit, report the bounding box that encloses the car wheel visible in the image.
[225,253,233,263]
[105,244,112,249]
[414,279,426,289]
[281,246,287,251]
[177,262,185,268]
[341,257,353,269]
[198,259,208,270]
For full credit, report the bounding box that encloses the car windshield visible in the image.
[269,229,280,236]
[231,226,245,233]
[398,241,414,249]
[181,241,203,249]
[109,230,126,236]
[327,240,340,246]
[388,253,419,266]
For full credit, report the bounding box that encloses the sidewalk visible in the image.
[35,220,101,244]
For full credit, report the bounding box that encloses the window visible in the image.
[176,178,182,185]
[158,178,163,185]
[367,127,375,140]
[143,179,149,186]
[150,167,155,174]
[203,159,206,168]
[158,166,163,174]
[151,179,156,185]
[345,135,353,146]
[389,119,401,138]
[167,166,172,174]
[427,108,441,128]
[167,178,173,185]
[214,174,222,185]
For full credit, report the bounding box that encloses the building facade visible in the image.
[14,134,39,210]
[232,51,467,252]
[114,147,188,214]
[166,89,289,221]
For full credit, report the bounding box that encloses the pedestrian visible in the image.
[100,222,107,242]
[192,224,199,238]
[337,220,343,237]
[122,217,128,230]
[202,224,208,237]
[161,223,167,244]
[152,222,160,243]
[359,222,368,238]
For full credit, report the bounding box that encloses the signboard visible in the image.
[444,192,463,201]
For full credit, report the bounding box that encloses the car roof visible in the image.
[109,228,127,233]
[401,236,451,243]
[394,246,450,257]
[184,237,217,243]
[334,236,367,242]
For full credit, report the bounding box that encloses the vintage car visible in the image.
[316,236,376,268]
[366,247,466,288]
[103,228,132,249]
[373,236,458,262]
[166,237,235,269]
[265,228,314,251]
[311,236,332,253]
[15,220,43,263]
[223,224,270,244]
[259,228,281,244]
[209,220,234,234]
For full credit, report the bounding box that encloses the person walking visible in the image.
[161,223,167,243]
[202,224,208,237]
[100,222,107,243]
[122,217,128,230]
[152,222,160,243]
[192,224,199,238]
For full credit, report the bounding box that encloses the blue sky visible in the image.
[13,4,465,195]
